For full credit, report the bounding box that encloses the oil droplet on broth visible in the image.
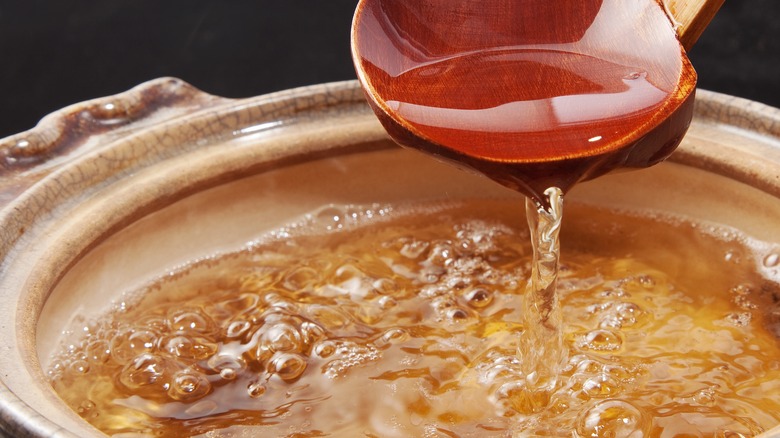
[47,200,780,437]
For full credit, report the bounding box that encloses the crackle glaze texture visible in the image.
[0,79,779,437]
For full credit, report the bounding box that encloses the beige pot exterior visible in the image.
[0,79,778,437]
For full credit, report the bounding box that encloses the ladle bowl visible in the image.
[0,78,779,437]
[351,0,698,204]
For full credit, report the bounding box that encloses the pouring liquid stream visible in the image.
[518,187,566,410]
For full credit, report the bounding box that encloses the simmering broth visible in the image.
[48,199,780,437]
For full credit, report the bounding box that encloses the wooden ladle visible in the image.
[351,0,722,206]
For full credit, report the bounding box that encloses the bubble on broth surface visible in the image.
[764,252,780,268]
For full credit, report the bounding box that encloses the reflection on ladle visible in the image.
[351,0,705,206]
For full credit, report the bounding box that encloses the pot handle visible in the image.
[0,77,230,207]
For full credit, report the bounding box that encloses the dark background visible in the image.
[1,0,778,139]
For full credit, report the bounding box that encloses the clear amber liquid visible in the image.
[376,48,677,161]
[48,200,780,437]
[353,0,697,203]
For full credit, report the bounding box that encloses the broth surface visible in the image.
[48,200,780,437]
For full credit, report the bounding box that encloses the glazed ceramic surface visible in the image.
[0,79,778,437]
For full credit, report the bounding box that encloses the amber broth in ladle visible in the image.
[351,0,696,203]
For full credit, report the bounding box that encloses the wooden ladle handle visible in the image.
[666,0,725,50]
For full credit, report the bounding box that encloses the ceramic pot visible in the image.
[0,78,778,437]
